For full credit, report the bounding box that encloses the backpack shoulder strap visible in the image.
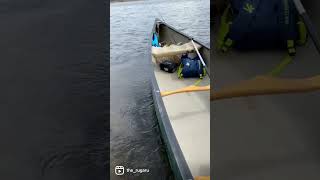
[279,0,298,55]
[216,4,232,51]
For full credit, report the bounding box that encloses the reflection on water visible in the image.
[110,0,209,179]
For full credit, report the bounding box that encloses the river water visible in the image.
[110,0,209,179]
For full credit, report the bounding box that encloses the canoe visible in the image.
[150,19,210,180]
[212,2,320,179]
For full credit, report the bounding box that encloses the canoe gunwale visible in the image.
[155,18,210,50]
[150,19,194,180]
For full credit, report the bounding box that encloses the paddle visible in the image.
[191,39,210,77]
[161,85,210,97]
[293,0,320,54]
[211,75,320,101]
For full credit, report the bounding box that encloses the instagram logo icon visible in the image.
[115,166,125,176]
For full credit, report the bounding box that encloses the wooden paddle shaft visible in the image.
[161,85,210,97]
[191,40,206,67]
[191,39,210,77]
[211,75,320,101]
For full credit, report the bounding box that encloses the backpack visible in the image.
[217,0,307,55]
[177,54,206,78]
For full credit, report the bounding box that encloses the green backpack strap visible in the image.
[177,63,183,78]
[216,4,233,52]
[287,40,296,56]
[285,16,307,56]
[297,16,308,46]
[268,54,294,76]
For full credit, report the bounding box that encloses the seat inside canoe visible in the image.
[152,41,202,58]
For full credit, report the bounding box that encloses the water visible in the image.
[0,1,107,179]
[110,0,210,179]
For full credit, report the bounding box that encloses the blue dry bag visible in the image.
[177,54,206,78]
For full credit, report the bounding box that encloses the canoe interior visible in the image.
[152,20,210,179]
[213,2,320,179]
[158,23,210,73]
